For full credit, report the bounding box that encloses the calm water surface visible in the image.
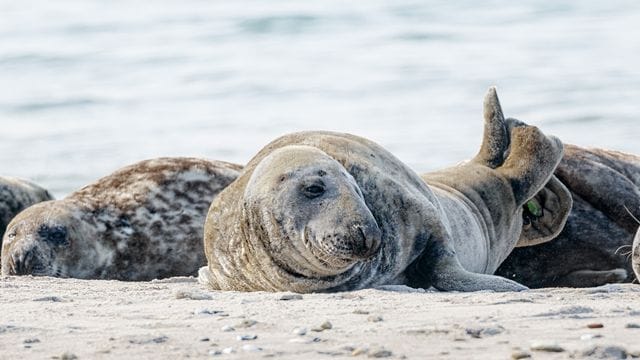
[1,1,639,197]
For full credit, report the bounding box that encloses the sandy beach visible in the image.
[2,276,640,359]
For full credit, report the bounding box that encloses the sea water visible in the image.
[1,0,639,197]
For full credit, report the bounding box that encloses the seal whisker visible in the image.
[624,205,640,225]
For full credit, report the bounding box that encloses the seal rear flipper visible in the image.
[517,175,572,247]
[552,268,628,287]
[498,120,565,206]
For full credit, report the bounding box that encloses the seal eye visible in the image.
[303,184,325,199]
[37,225,68,246]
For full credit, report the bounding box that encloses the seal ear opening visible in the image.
[516,176,572,247]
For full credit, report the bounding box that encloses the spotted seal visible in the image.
[497,145,640,287]
[200,88,570,292]
[1,158,241,280]
[0,177,53,251]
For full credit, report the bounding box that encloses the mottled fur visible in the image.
[0,177,53,250]
[1,158,241,280]
[497,146,640,287]
[201,88,568,293]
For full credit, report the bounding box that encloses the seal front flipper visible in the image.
[432,256,528,292]
[198,266,220,290]
[407,244,527,292]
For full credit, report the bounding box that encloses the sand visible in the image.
[2,276,640,359]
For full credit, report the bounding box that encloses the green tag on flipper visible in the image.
[526,200,543,217]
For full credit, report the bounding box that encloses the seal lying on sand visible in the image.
[200,88,571,292]
[497,145,640,287]
[1,158,241,280]
[0,177,53,250]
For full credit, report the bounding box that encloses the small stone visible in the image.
[199,337,210,342]
[292,327,307,336]
[237,334,257,341]
[353,310,370,315]
[511,351,531,359]
[312,321,332,332]
[279,293,303,301]
[235,319,257,328]
[352,347,369,356]
[194,308,226,316]
[222,347,235,354]
[367,316,383,323]
[368,347,392,358]
[221,325,235,332]
[626,323,640,329]
[580,333,603,341]
[587,323,604,329]
[580,345,627,359]
[530,341,565,352]
[23,338,40,344]
[289,337,320,344]
[175,289,212,300]
[208,349,222,356]
[60,353,78,360]
[242,344,262,352]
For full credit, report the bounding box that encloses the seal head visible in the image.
[244,145,382,278]
[2,201,100,277]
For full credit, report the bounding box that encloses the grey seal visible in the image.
[1,158,241,280]
[200,87,569,293]
[0,177,53,250]
[497,145,640,287]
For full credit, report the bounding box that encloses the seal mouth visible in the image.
[303,226,355,273]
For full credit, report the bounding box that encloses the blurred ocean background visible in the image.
[1,1,639,198]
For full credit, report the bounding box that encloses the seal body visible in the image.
[0,177,53,250]
[497,145,640,287]
[1,158,241,280]
[201,88,569,293]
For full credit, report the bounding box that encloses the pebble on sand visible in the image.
[587,323,604,329]
[242,344,263,352]
[580,345,627,359]
[235,319,257,328]
[511,350,531,359]
[237,334,257,341]
[292,327,307,336]
[530,341,565,352]
[367,316,383,323]
[279,294,303,301]
[367,347,393,358]
[174,289,213,300]
[312,321,333,332]
[221,325,235,332]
